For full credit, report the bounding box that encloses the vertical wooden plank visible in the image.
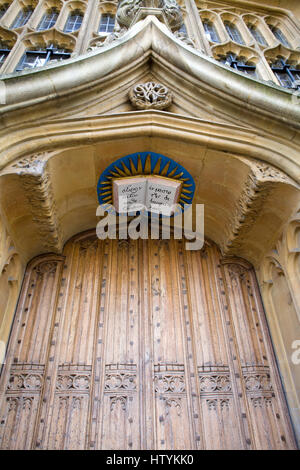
[0,255,64,450]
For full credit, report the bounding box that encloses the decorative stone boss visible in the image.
[129,82,173,110]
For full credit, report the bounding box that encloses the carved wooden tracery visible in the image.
[0,234,296,449]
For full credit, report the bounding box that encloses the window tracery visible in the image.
[15,43,71,71]
[217,51,257,77]
[64,9,83,33]
[37,7,59,31]
[223,20,244,44]
[202,18,220,43]
[0,2,10,19]
[10,6,33,28]
[0,0,298,92]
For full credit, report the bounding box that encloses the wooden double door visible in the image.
[0,233,296,449]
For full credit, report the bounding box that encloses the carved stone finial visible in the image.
[129,81,172,109]
[88,0,194,51]
[116,0,183,32]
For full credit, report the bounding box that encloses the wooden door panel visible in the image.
[0,234,296,449]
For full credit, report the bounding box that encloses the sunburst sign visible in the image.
[97,152,195,215]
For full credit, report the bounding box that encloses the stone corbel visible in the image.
[8,153,63,254]
[222,160,299,258]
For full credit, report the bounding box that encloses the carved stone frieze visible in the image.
[252,162,292,184]
[20,165,62,253]
[129,82,172,110]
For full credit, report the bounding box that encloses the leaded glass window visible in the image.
[271,58,300,88]
[99,14,115,34]
[247,24,267,46]
[268,25,291,48]
[203,19,220,43]
[0,42,10,67]
[219,53,256,77]
[37,8,59,31]
[64,10,83,33]
[11,7,33,28]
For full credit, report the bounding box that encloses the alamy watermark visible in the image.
[96,199,204,251]
[291,340,300,365]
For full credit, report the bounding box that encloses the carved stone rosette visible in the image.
[129,82,172,110]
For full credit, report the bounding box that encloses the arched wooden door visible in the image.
[0,233,296,449]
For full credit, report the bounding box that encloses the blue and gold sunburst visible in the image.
[97,151,195,212]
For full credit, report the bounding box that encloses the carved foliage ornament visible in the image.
[56,373,90,391]
[243,373,273,393]
[154,374,185,393]
[105,372,137,391]
[34,261,58,277]
[7,372,43,391]
[199,374,231,393]
[129,82,172,110]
